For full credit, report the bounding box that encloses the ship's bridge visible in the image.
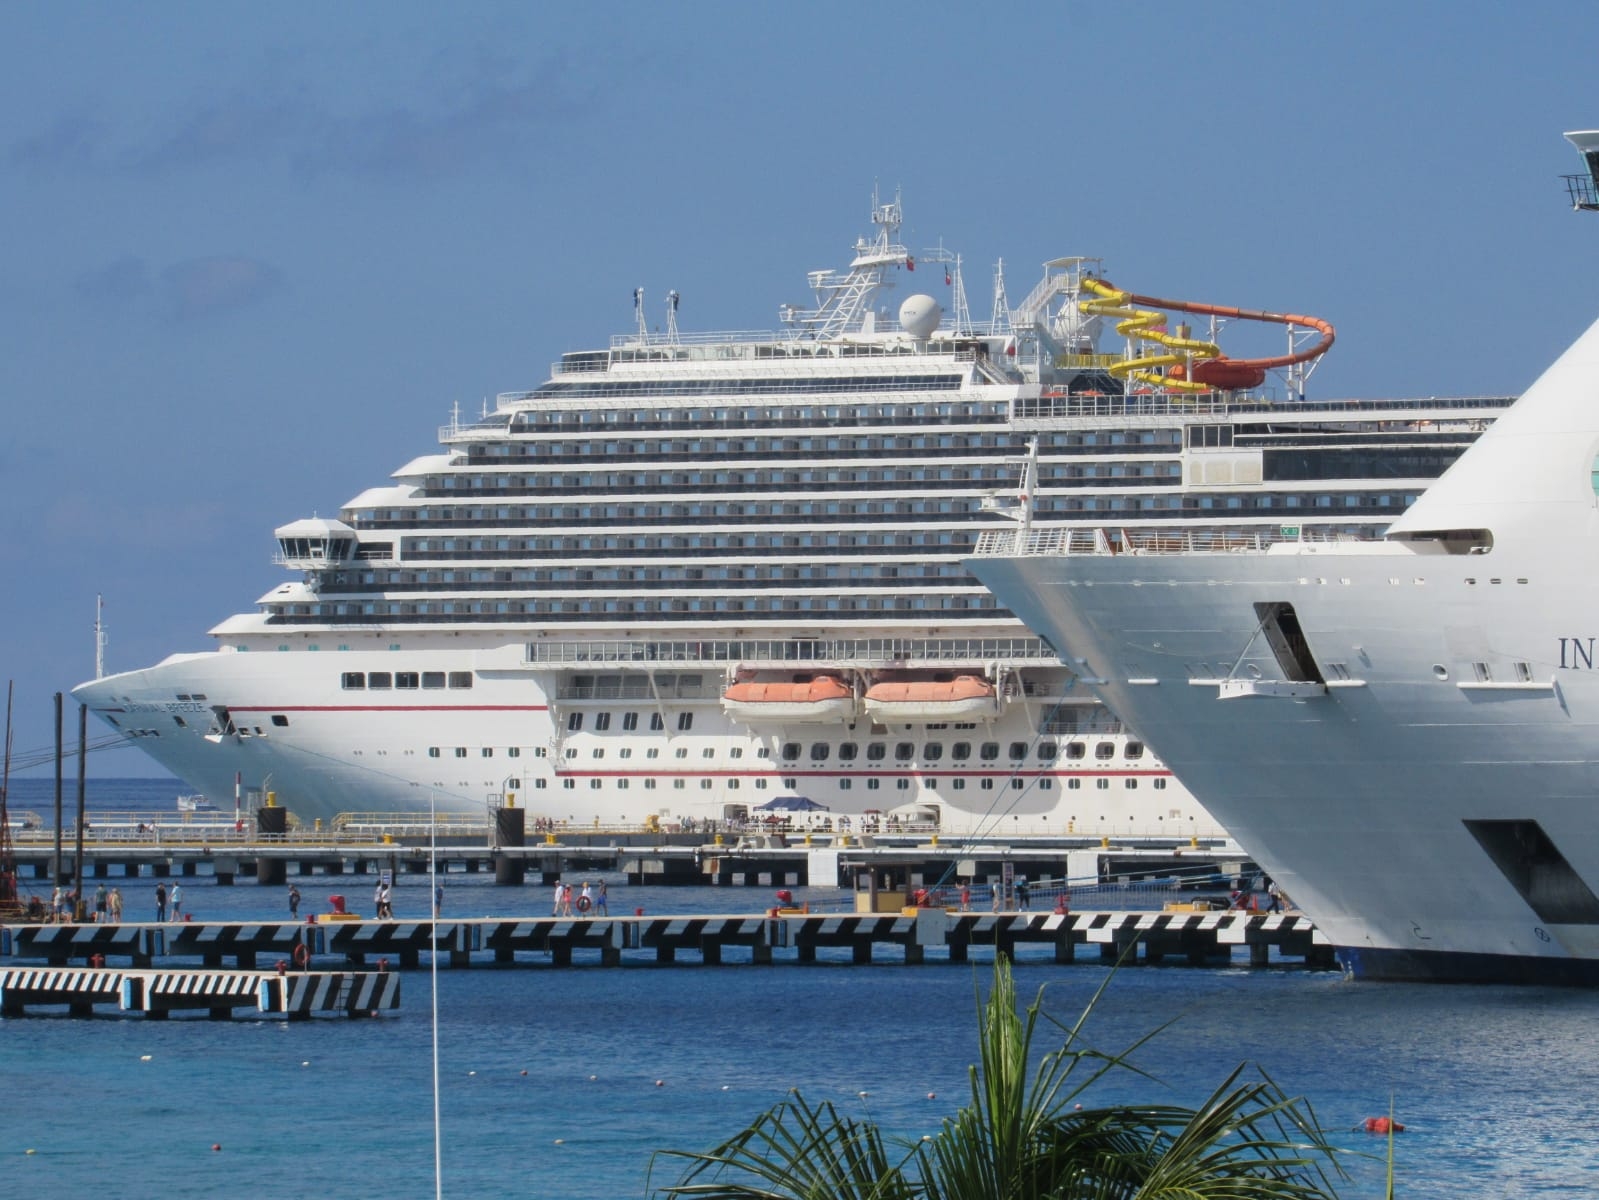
[273,518,358,569]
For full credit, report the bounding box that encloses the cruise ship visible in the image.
[968,135,1599,982]
[74,193,1508,833]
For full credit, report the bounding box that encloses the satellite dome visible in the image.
[898,294,942,339]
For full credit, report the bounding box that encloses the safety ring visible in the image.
[575,896,592,913]
[293,942,311,968]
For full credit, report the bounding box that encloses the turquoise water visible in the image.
[5,781,1599,1197]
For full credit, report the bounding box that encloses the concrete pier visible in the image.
[2,910,1333,973]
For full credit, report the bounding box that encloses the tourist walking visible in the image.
[1016,878,1030,911]
[108,887,123,923]
[288,883,301,919]
[551,879,563,916]
[434,882,443,918]
[374,879,385,919]
[594,880,607,915]
[169,882,183,920]
[155,881,168,922]
[93,883,108,923]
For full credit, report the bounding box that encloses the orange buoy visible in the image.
[1362,1116,1405,1134]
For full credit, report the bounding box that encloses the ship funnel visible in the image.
[1562,130,1599,210]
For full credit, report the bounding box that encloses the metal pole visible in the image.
[74,704,87,915]
[51,692,62,889]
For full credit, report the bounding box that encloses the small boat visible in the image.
[721,673,854,724]
[176,794,218,813]
[863,673,996,723]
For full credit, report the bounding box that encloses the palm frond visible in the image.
[653,958,1350,1200]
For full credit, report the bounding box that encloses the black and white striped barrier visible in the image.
[0,965,399,1018]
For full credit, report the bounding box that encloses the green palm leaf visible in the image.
[652,957,1349,1200]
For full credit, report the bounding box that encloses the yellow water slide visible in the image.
[1079,277,1219,393]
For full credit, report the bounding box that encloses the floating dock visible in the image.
[2,909,1333,972]
[0,965,399,1019]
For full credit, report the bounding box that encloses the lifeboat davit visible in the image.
[720,674,854,724]
[863,673,997,724]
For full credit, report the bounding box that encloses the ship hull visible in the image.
[72,641,1216,838]
[970,540,1599,983]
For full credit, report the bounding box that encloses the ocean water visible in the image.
[5,781,1599,1198]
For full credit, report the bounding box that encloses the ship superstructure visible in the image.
[74,193,1508,832]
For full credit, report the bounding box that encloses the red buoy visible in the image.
[1362,1116,1405,1134]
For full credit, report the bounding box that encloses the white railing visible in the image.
[973,526,1373,559]
[524,636,1058,667]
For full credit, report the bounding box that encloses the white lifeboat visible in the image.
[863,673,996,723]
[721,673,854,724]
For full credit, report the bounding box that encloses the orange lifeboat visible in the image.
[720,673,854,724]
[863,673,997,724]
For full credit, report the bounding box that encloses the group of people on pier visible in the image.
[550,878,607,916]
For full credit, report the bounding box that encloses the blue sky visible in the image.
[4,2,1596,778]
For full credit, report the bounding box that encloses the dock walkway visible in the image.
[2,909,1333,972]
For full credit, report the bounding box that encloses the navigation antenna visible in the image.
[990,258,1012,333]
[665,290,681,344]
[633,287,647,341]
[94,594,107,680]
[1563,131,1599,210]
[918,242,972,335]
[779,186,911,339]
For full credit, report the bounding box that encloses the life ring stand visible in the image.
[292,942,311,969]
[575,895,593,914]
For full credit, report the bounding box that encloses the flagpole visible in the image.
[430,788,442,1200]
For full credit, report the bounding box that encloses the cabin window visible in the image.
[838,742,858,761]
[369,672,392,689]
[342,673,365,689]
[595,713,612,731]
[895,742,914,762]
[1095,742,1115,760]
[396,672,419,690]
[448,672,473,689]
[1008,742,1028,761]
[567,712,584,732]
[866,743,887,761]
[271,714,289,727]
[422,672,446,689]
[922,743,943,762]
[979,742,1000,761]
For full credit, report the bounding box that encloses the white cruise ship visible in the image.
[74,193,1508,834]
[967,135,1599,982]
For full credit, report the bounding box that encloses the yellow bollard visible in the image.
[930,834,938,846]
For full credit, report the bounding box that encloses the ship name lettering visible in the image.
[1559,637,1597,670]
